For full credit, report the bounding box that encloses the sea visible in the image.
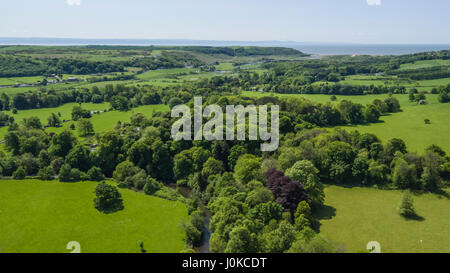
[1,37,449,56]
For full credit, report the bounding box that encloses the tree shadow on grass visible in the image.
[314,205,337,220]
[401,213,425,222]
[312,205,337,233]
[432,188,450,200]
[96,203,124,214]
[343,120,386,129]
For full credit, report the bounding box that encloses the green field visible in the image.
[398,59,450,70]
[0,76,45,86]
[242,91,450,153]
[342,75,412,86]
[0,179,188,253]
[416,77,450,88]
[317,71,450,93]
[340,95,450,153]
[133,67,233,87]
[6,102,110,121]
[0,86,39,95]
[46,104,170,137]
[0,102,109,140]
[215,62,235,71]
[317,185,450,253]
[0,103,169,141]
[136,68,197,80]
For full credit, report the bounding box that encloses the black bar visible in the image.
[0,253,447,272]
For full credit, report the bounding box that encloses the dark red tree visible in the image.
[265,168,309,213]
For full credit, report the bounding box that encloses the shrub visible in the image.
[87,166,105,181]
[184,222,202,246]
[58,164,72,182]
[393,158,419,189]
[12,166,26,180]
[143,177,162,195]
[168,97,184,109]
[425,144,446,157]
[113,160,140,184]
[78,118,94,137]
[51,157,64,174]
[123,170,147,189]
[94,182,123,213]
[58,164,86,182]
[397,190,416,217]
[38,166,54,180]
[69,168,84,181]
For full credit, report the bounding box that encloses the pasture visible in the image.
[0,179,188,253]
[397,59,450,70]
[47,104,170,137]
[242,91,450,153]
[340,95,450,154]
[317,185,450,253]
[0,103,169,141]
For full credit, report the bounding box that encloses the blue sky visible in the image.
[1,0,449,43]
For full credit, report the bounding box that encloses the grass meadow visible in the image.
[46,104,170,137]
[317,185,450,253]
[0,102,108,140]
[0,103,169,141]
[242,91,450,153]
[397,59,450,70]
[0,179,188,253]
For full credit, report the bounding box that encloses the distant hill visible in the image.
[86,45,308,57]
[0,38,309,56]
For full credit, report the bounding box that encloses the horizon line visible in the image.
[1,37,450,46]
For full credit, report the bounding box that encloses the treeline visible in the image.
[189,72,407,95]
[0,50,203,77]
[263,82,406,95]
[0,84,164,111]
[0,55,125,77]
[151,46,307,57]
[84,45,307,57]
[399,69,450,81]
[86,74,136,83]
[197,94,400,129]
[395,50,450,64]
[375,51,450,81]
[435,84,450,103]
[261,55,400,82]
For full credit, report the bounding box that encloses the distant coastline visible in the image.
[0,37,449,56]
